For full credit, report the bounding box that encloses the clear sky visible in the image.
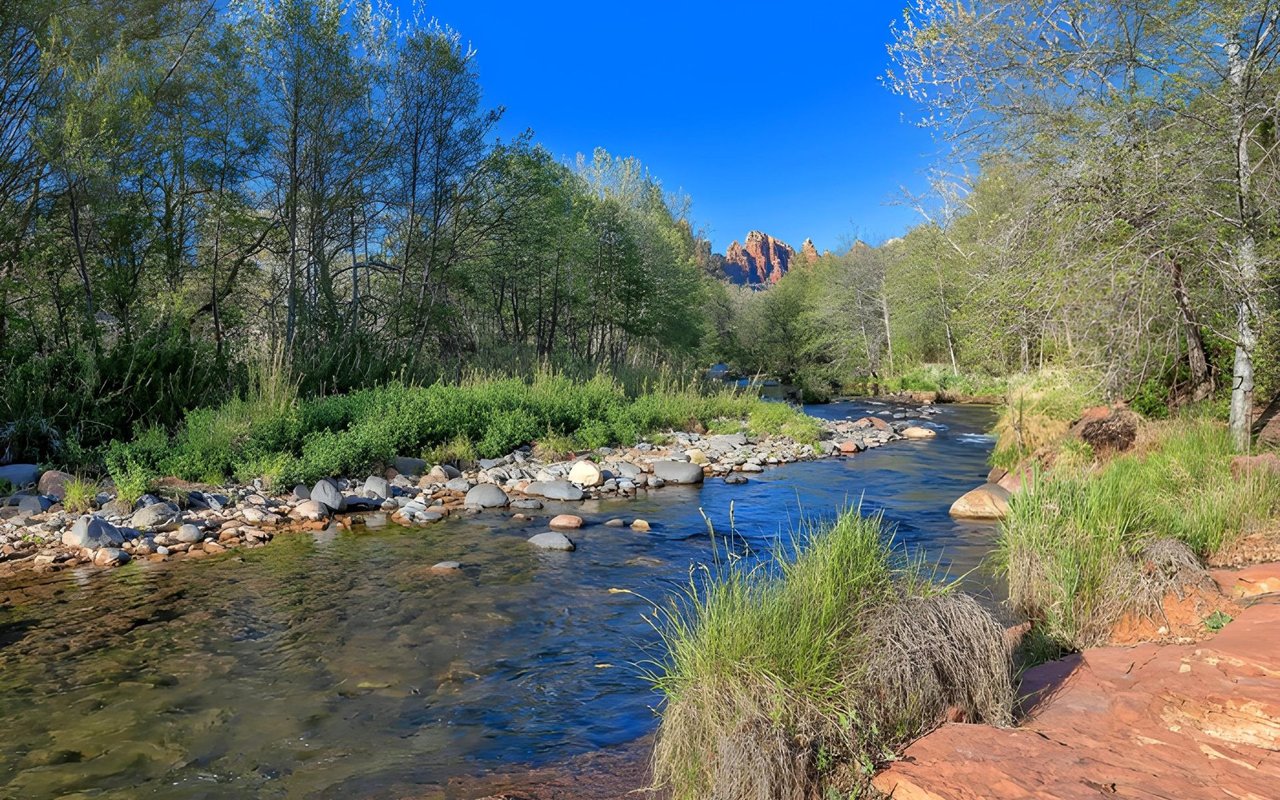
[415,0,936,254]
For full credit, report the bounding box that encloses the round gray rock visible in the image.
[176,523,204,543]
[311,479,347,512]
[464,484,510,508]
[527,480,584,501]
[63,516,125,549]
[528,532,575,551]
[652,461,704,485]
[130,502,180,531]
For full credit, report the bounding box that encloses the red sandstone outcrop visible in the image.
[721,230,795,285]
[801,237,819,263]
[873,586,1280,800]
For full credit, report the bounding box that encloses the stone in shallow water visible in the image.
[430,561,462,574]
[510,498,543,510]
[528,532,575,551]
[652,461,703,484]
[549,514,583,529]
[525,481,584,501]
[464,484,509,508]
[93,547,130,567]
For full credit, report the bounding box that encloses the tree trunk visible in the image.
[1228,35,1260,452]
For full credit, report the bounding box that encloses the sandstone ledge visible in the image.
[873,597,1280,800]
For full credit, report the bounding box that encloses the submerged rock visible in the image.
[528,532,575,551]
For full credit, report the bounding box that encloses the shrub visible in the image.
[747,402,821,444]
[652,510,1013,798]
[61,476,98,514]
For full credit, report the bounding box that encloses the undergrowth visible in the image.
[98,370,820,487]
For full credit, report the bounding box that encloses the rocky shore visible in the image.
[0,406,943,579]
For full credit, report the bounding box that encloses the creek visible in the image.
[0,401,998,799]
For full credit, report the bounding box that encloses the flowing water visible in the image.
[0,401,998,799]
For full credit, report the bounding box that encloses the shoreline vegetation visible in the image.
[642,369,1280,799]
[0,372,945,578]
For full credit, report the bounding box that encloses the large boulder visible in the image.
[363,475,390,499]
[393,456,427,477]
[464,484,510,509]
[311,479,347,512]
[524,481,585,501]
[528,532,575,551]
[567,460,604,487]
[652,460,704,485]
[0,464,39,490]
[63,515,126,549]
[1231,453,1280,481]
[131,502,181,531]
[949,484,1012,520]
[38,470,74,499]
[293,500,330,522]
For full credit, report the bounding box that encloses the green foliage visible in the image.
[748,402,822,444]
[107,373,821,485]
[1204,610,1233,633]
[997,419,1280,650]
[61,476,98,514]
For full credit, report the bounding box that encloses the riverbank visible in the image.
[0,401,943,580]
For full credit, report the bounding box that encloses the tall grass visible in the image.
[990,369,1104,469]
[996,418,1280,649]
[99,369,820,487]
[651,510,1013,799]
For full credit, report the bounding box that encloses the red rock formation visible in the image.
[801,238,819,263]
[873,590,1280,800]
[721,231,795,285]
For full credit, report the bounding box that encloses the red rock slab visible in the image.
[1212,562,1280,599]
[873,603,1280,800]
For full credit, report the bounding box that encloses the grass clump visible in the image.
[651,509,1013,799]
[997,418,1280,650]
[61,476,98,514]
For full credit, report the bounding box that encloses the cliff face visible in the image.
[720,231,795,286]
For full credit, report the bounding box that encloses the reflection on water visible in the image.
[0,402,997,799]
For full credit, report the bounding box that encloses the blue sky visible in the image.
[416,1,936,253]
